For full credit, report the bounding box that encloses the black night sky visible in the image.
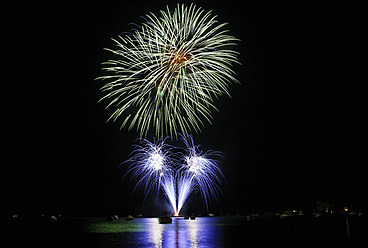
[7,1,365,216]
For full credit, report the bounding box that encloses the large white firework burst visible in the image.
[97,4,239,138]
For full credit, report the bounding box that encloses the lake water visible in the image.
[84,217,241,247]
[9,215,365,248]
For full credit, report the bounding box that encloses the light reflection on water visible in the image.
[148,217,223,248]
[187,219,199,247]
[88,217,228,247]
[148,219,164,248]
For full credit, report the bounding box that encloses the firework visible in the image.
[124,136,224,216]
[124,138,175,206]
[177,135,224,213]
[97,4,239,138]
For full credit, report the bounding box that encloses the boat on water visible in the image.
[184,215,196,220]
[126,215,134,221]
[159,216,172,224]
[106,215,119,221]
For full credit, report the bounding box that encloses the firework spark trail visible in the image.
[176,172,195,216]
[97,4,239,138]
[124,136,224,216]
[160,171,177,215]
[177,135,224,213]
[124,138,176,213]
